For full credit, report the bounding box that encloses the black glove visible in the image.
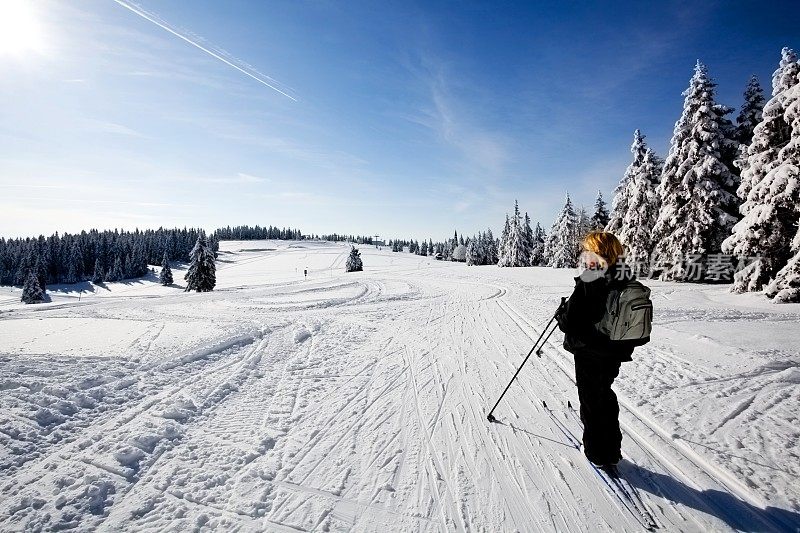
[555,297,569,333]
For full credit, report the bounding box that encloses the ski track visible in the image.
[1,240,798,532]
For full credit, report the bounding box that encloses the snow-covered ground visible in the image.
[0,240,798,532]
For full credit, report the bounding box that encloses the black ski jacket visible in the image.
[557,264,636,362]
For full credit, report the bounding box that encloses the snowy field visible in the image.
[0,240,798,532]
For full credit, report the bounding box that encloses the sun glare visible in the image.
[0,0,45,56]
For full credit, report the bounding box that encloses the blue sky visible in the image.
[0,0,797,240]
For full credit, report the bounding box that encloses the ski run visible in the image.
[1,240,798,532]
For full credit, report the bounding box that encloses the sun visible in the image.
[0,0,45,56]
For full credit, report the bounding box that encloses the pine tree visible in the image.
[498,215,511,266]
[65,242,81,284]
[523,213,534,263]
[185,234,216,292]
[21,270,45,304]
[762,60,800,302]
[500,201,528,267]
[160,252,173,286]
[576,206,591,242]
[107,256,124,282]
[618,147,663,275]
[345,246,363,272]
[484,229,498,265]
[35,256,47,292]
[466,237,477,266]
[652,62,740,281]
[723,48,800,292]
[591,191,610,230]
[92,258,104,283]
[607,130,647,234]
[547,194,579,268]
[530,223,546,266]
[735,75,766,146]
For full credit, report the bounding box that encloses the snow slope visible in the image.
[0,240,798,532]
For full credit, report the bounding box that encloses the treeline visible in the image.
[214,225,302,241]
[317,234,374,244]
[0,227,218,288]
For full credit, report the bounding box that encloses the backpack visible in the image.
[595,280,652,345]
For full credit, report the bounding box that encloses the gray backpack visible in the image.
[595,280,653,345]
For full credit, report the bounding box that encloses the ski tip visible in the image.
[487,413,497,423]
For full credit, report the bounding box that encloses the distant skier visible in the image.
[557,231,651,468]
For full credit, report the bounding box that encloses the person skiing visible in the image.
[556,231,639,468]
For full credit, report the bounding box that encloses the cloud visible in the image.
[82,119,143,137]
[403,52,511,178]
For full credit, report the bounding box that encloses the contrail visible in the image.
[112,0,297,101]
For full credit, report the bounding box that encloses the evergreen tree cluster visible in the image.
[317,234,374,244]
[0,227,214,288]
[494,193,607,269]
[465,230,498,266]
[607,47,800,301]
[214,225,302,241]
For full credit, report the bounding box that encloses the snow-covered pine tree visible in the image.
[523,213,534,263]
[184,233,216,292]
[505,201,529,267]
[735,75,766,146]
[498,215,511,266]
[420,240,428,256]
[345,246,363,272]
[723,48,800,292]
[576,206,591,242]
[428,239,434,256]
[466,237,478,265]
[92,258,104,283]
[762,63,800,302]
[65,242,81,284]
[21,270,45,304]
[547,194,579,268]
[484,229,498,265]
[651,62,740,281]
[618,147,663,275]
[591,191,610,230]
[766,218,800,303]
[530,222,546,266]
[715,101,741,188]
[160,252,173,286]
[110,256,124,282]
[607,130,647,234]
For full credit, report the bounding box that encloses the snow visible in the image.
[0,240,798,531]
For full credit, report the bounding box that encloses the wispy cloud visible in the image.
[112,0,298,101]
[403,52,511,178]
[82,119,143,137]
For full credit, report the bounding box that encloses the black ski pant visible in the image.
[574,353,622,465]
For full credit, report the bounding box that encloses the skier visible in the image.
[556,231,640,468]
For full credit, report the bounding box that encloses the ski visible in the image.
[565,402,659,530]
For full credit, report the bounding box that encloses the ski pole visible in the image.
[534,320,560,356]
[487,297,566,423]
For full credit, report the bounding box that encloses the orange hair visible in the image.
[582,231,624,266]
